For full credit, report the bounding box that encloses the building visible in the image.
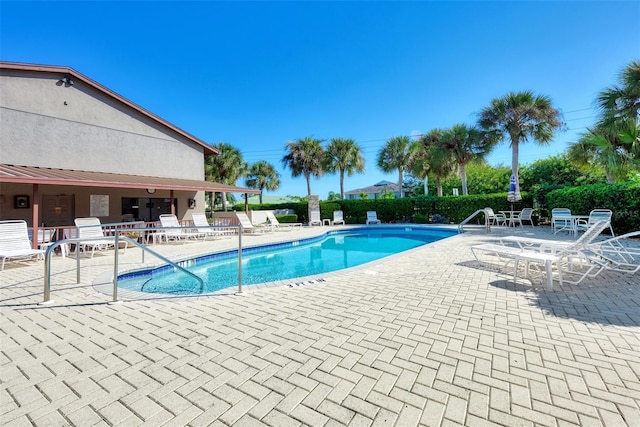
[0,62,259,244]
[344,180,403,200]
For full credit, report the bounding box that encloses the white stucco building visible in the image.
[0,62,258,243]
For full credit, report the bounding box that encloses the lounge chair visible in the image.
[158,214,202,242]
[366,211,381,225]
[236,211,270,233]
[332,210,345,225]
[551,208,573,235]
[192,213,233,239]
[265,211,302,230]
[0,220,45,270]
[472,221,612,291]
[74,217,118,257]
[575,209,614,236]
[583,231,640,274]
[309,210,322,226]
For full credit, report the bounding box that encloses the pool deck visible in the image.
[1,225,639,426]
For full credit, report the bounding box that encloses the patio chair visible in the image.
[0,220,45,270]
[575,209,614,236]
[235,211,270,233]
[309,210,322,226]
[511,208,534,228]
[74,217,117,257]
[366,211,381,225]
[159,214,202,242]
[266,211,302,230]
[551,208,573,235]
[192,213,233,239]
[485,208,506,226]
[332,210,345,225]
[583,230,640,274]
[471,221,612,291]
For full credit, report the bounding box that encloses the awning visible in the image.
[0,164,261,194]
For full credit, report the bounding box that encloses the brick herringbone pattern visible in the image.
[1,226,639,426]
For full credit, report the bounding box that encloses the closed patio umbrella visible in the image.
[507,174,522,211]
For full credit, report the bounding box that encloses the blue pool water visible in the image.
[118,226,455,295]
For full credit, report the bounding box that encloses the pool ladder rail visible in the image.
[457,209,492,233]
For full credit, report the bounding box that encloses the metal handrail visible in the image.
[457,209,491,233]
[42,230,220,304]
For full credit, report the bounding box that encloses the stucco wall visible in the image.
[0,70,205,180]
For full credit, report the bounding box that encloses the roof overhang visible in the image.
[0,164,260,194]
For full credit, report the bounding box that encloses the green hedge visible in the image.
[230,182,638,232]
[545,182,640,235]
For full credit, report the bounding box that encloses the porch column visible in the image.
[170,190,175,215]
[31,184,40,249]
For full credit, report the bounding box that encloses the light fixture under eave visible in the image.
[58,77,75,86]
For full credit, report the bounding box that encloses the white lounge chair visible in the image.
[159,214,202,242]
[366,211,381,225]
[309,210,322,226]
[0,220,45,270]
[472,221,612,291]
[74,217,119,257]
[332,210,345,225]
[265,211,301,230]
[192,213,233,239]
[236,212,270,233]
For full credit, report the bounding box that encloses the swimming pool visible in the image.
[118,226,456,295]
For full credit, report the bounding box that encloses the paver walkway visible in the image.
[1,225,639,426]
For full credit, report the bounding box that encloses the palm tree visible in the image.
[245,161,280,204]
[478,91,563,198]
[597,60,640,128]
[410,129,455,197]
[438,124,494,195]
[204,142,247,211]
[324,137,365,199]
[377,136,412,198]
[282,137,325,196]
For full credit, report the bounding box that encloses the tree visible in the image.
[438,124,494,195]
[245,161,280,204]
[478,91,563,197]
[282,137,325,196]
[568,128,634,183]
[377,136,412,198]
[204,142,247,211]
[324,137,365,199]
[597,60,640,128]
[409,129,455,197]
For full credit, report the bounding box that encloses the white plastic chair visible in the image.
[366,211,381,225]
[192,213,232,239]
[309,210,322,226]
[551,208,573,235]
[159,214,202,241]
[576,209,614,236]
[74,217,118,257]
[485,208,506,226]
[332,210,345,225]
[511,208,534,228]
[0,220,45,270]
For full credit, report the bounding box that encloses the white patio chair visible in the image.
[551,208,573,234]
[0,220,45,270]
[159,214,202,242]
[192,213,233,239]
[511,207,534,228]
[235,212,270,234]
[366,211,381,225]
[309,210,322,226]
[74,217,117,257]
[332,210,345,225]
[472,221,612,290]
[266,211,301,230]
[485,208,506,226]
[576,209,614,236]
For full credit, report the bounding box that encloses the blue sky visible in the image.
[2,1,639,199]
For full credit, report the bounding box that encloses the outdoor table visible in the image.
[499,210,522,227]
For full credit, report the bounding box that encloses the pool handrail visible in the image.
[458,209,491,233]
[42,229,223,304]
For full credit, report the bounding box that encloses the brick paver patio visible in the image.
[1,225,639,426]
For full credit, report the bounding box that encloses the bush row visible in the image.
[231,181,638,234]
